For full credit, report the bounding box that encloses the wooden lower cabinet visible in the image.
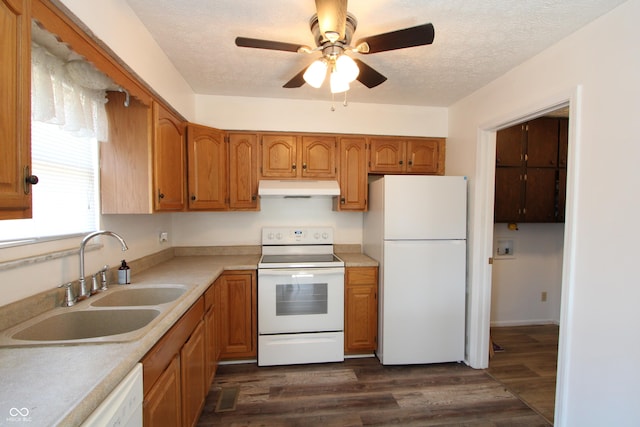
[181,320,206,427]
[143,355,181,427]
[219,271,257,359]
[204,279,220,387]
[142,297,209,426]
[344,267,378,354]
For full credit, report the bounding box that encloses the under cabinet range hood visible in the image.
[258,180,341,197]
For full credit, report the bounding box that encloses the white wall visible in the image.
[195,94,448,137]
[491,223,563,326]
[448,0,640,425]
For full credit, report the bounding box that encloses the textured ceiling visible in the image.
[124,0,626,107]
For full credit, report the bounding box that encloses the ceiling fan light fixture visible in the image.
[330,69,350,94]
[303,59,328,88]
[335,55,359,83]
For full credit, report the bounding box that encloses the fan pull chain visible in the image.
[343,91,348,107]
[331,92,336,111]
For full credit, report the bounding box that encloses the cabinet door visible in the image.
[494,167,523,223]
[181,320,206,427]
[345,267,378,354]
[496,124,524,166]
[154,103,186,211]
[336,137,367,211]
[369,138,405,173]
[527,117,559,167]
[524,168,557,222]
[0,0,32,219]
[187,124,227,210]
[219,272,257,359]
[300,135,337,178]
[558,118,569,168]
[557,169,567,222]
[144,355,181,427]
[405,138,442,174]
[229,133,259,210]
[261,134,297,178]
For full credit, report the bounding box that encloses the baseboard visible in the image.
[490,319,559,327]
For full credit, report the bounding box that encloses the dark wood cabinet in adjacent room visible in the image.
[494,117,568,223]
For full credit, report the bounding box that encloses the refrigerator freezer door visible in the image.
[379,239,466,365]
[383,175,467,240]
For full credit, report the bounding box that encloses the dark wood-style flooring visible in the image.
[198,330,556,427]
[487,324,559,424]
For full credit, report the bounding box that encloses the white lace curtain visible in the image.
[31,42,110,142]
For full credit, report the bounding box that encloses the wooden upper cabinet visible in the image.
[187,124,227,210]
[261,134,297,178]
[154,102,186,211]
[369,138,405,173]
[260,133,337,179]
[496,124,524,166]
[102,92,154,214]
[526,117,559,167]
[369,137,444,175]
[405,138,443,174]
[0,0,32,220]
[558,118,569,168]
[229,133,259,210]
[494,116,568,223]
[300,135,337,178]
[336,137,367,211]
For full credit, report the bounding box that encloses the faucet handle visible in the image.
[91,274,100,295]
[58,283,76,307]
[100,265,109,291]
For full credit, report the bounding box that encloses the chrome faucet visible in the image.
[78,231,128,300]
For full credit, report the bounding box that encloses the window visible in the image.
[0,122,99,243]
[0,30,108,245]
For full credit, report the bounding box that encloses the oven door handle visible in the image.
[258,267,345,277]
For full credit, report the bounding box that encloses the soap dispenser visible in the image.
[118,259,131,284]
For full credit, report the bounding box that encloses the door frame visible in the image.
[467,86,582,424]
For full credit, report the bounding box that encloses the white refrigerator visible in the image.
[363,175,467,365]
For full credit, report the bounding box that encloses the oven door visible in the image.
[258,267,344,335]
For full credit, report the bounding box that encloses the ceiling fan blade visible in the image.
[356,23,435,54]
[354,59,387,88]
[235,37,304,53]
[315,0,347,41]
[283,67,308,88]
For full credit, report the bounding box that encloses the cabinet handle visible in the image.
[158,192,165,199]
[408,160,413,166]
[292,163,297,170]
[191,195,196,201]
[399,160,404,165]
[23,166,39,195]
[252,195,257,201]
[340,197,345,204]
[302,163,307,170]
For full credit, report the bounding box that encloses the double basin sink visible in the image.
[0,284,189,347]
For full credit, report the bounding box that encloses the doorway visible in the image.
[467,86,581,425]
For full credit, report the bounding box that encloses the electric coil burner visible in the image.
[257,227,345,366]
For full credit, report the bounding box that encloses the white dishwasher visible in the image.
[81,363,143,427]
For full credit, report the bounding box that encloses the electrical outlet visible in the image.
[541,291,547,302]
[159,232,168,243]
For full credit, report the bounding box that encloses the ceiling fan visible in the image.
[235,0,435,93]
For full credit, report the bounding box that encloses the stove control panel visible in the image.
[262,227,334,245]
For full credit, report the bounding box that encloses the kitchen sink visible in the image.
[91,285,187,307]
[0,283,193,347]
[10,308,161,342]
